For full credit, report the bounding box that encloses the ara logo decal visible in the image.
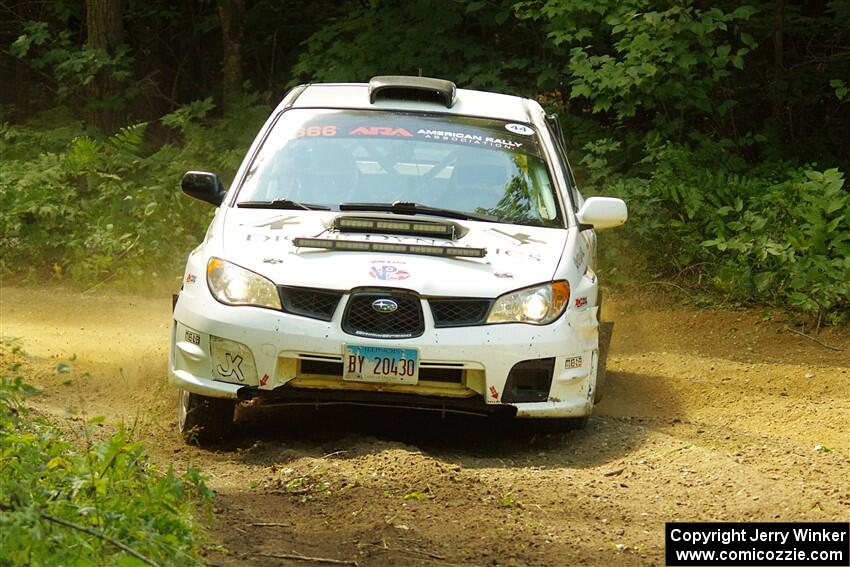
[349,127,413,137]
[184,273,197,283]
[575,297,588,308]
[505,123,534,136]
[489,385,499,400]
[216,353,245,382]
[259,373,269,386]
[370,265,410,281]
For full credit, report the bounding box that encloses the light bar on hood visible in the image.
[292,237,486,258]
[333,217,456,239]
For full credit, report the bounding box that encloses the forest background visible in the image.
[1,0,848,324]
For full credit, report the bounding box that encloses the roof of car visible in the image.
[287,82,540,123]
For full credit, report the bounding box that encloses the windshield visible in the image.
[236,109,562,227]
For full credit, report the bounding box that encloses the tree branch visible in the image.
[782,326,844,352]
[257,551,359,566]
[0,502,161,567]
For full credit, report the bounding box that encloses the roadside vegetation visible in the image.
[1,0,847,322]
[0,347,211,566]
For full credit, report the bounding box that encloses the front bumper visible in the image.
[169,285,600,418]
[238,385,519,418]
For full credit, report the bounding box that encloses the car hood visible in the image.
[217,209,568,297]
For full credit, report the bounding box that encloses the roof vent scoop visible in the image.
[369,76,456,108]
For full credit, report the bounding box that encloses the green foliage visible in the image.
[0,101,268,286]
[2,0,847,322]
[4,0,849,165]
[10,20,137,117]
[517,0,756,127]
[0,373,210,566]
[586,142,850,323]
[161,98,216,133]
[831,79,849,102]
[290,0,527,91]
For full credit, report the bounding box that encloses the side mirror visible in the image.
[576,197,628,230]
[181,171,226,206]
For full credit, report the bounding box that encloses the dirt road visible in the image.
[1,285,848,566]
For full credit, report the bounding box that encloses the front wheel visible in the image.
[594,322,614,403]
[177,389,236,445]
[594,287,612,403]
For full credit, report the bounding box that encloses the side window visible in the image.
[545,115,581,213]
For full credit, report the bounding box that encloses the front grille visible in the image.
[279,287,343,321]
[342,291,424,338]
[429,299,492,327]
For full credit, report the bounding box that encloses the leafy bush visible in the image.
[10,20,138,123]
[0,372,211,566]
[585,141,850,323]
[0,99,268,287]
[289,0,524,91]
[517,0,756,125]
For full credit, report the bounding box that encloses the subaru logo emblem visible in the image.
[372,299,398,313]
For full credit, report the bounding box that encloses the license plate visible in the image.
[343,345,419,384]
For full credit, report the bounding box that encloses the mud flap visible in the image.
[594,321,614,403]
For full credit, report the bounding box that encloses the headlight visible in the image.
[486,281,570,325]
[206,257,281,309]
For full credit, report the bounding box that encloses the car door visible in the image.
[545,115,597,270]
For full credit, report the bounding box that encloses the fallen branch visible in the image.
[358,541,447,562]
[319,450,349,459]
[251,522,290,527]
[386,545,446,562]
[647,281,692,295]
[0,503,162,567]
[672,262,709,280]
[782,326,844,352]
[39,513,162,566]
[602,467,625,477]
[257,551,359,566]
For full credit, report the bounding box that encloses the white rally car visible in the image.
[171,76,627,444]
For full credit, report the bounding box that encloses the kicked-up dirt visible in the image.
[1,284,848,566]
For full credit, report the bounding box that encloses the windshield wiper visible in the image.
[238,199,330,211]
[338,201,498,222]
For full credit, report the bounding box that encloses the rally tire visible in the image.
[594,289,612,404]
[594,323,613,403]
[178,389,236,446]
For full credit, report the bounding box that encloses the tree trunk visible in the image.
[219,0,245,113]
[85,0,124,131]
[86,0,123,52]
[771,0,785,130]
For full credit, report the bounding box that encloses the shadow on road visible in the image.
[214,369,681,471]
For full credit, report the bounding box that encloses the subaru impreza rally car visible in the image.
[171,76,627,444]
